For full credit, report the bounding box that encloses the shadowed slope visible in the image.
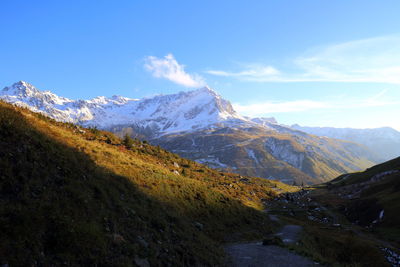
[329,157,400,243]
[0,101,296,265]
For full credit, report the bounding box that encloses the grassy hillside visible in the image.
[0,101,296,266]
[263,159,400,266]
[328,156,400,244]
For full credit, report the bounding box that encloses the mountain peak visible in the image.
[198,85,213,91]
[2,80,39,96]
[13,80,36,90]
[193,85,218,96]
[16,80,30,86]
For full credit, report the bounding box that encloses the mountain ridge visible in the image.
[0,81,384,184]
[1,81,249,137]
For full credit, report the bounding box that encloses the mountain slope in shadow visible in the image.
[0,101,296,266]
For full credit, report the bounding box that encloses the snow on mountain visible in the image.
[0,81,250,136]
[1,81,384,184]
[1,81,73,106]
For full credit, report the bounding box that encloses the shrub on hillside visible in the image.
[123,134,134,149]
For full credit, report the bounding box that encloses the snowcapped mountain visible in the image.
[291,125,400,161]
[0,81,249,137]
[0,81,383,184]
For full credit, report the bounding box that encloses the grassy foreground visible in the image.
[0,101,296,266]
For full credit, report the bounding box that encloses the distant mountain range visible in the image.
[2,81,398,184]
[291,125,400,161]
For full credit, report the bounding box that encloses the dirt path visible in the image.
[275,225,302,244]
[225,224,318,266]
[225,242,317,267]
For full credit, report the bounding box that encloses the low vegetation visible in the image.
[0,101,296,266]
[329,157,400,244]
[268,191,392,266]
[266,155,400,266]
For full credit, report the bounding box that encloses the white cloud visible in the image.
[207,35,400,84]
[206,65,280,78]
[144,54,205,87]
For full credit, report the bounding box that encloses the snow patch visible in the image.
[379,210,384,220]
[195,157,228,168]
[246,149,259,164]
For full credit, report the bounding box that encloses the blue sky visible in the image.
[1,0,400,130]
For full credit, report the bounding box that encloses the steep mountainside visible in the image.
[0,81,380,184]
[154,126,376,185]
[292,124,400,161]
[0,100,296,265]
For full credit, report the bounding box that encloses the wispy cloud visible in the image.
[233,91,400,117]
[206,65,280,78]
[207,35,400,84]
[144,54,205,87]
